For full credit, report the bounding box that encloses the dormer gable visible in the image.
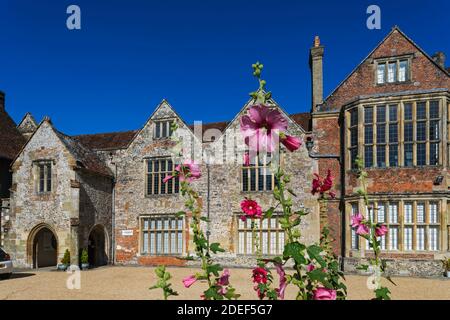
[17,112,38,141]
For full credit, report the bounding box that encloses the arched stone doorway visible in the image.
[29,225,58,268]
[88,225,108,267]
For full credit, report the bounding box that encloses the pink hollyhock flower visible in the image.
[313,287,337,300]
[163,159,201,183]
[218,287,228,296]
[243,152,250,166]
[356,224,370,236]
[178,160,201,182]
[375,224,388,237]
[274,263,287,300]
[240,104,288,152]
[329,191,336,199]
[281,134,302,152]
[182,275,197,288]
[306,264,315,272]
[252,267,269,284]
[351,213,364,228]
[217,269,230,286]
[240,199,262,220]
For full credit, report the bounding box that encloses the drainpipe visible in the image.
[206,159,211,247]
[110,153,117,265]
[305,137,345,269]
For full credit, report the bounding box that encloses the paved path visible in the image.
[0,266,449,300]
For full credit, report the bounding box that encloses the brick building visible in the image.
[0,27,448,276]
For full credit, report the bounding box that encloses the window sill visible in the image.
[375,80,412,87]
[139,253,184,257]
[144,193,180,198]
[240,190,274,194]
[347,164,443,173]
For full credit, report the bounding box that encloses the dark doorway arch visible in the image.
[88,225,108,267]
[31,227,57,268]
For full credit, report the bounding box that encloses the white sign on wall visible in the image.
[121,230,134,236]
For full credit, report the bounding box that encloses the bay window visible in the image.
[350,200,441,253]
[349,99,443,169]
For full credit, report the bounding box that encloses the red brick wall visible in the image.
[346,167,447,195]
[313,115,342,255]
[323,29,449,110]
[313,28,449,257]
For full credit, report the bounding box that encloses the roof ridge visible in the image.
[72,129,139,137]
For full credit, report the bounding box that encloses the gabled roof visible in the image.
[0,108,26,160]
[17,112,38,135]
[73,130,138,151]
[55,130,113,177]
[320,26,449,112]
[12,117,113,177]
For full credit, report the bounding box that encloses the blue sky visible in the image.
[0,0,448,135]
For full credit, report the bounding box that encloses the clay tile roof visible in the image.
[290,112,312,132]
[73,130,138,151]
[0,109,26,160]
[189,121,229,142]
[55,131,113,177]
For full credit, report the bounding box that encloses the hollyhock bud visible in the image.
[313,287,337,300]
[182,275,197,288]
[217,269,230,286]
[281,135,301,152]
[243,152,250,166]
[306,264,315,272]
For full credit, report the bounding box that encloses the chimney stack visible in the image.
[432,51,446,68]
[310,36,324,111]
[0,91,4,111]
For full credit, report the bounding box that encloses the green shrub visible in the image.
[61,249,70,265]
[81,249,89,264]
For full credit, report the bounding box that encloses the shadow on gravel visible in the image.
[9,273,35,279]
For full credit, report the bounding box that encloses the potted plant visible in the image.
[443,258,450,278]
[80,248,89,270]
[57,249,70,271]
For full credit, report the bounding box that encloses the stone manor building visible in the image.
[0,27,449,276]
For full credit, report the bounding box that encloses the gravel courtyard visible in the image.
[0,266,449,300]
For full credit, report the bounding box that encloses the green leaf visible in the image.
[294,210,309,216]
[206,264,223,277]
[209,243,225,254]
[375,287,391,300]
[283,242,306,265]
[204,286,223,300]
[175,211,186,217]
[307,245,326,268]
[264,207,275,219]
[287,188,297,197]
[307,269,331,287]
[200,216,211,222]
